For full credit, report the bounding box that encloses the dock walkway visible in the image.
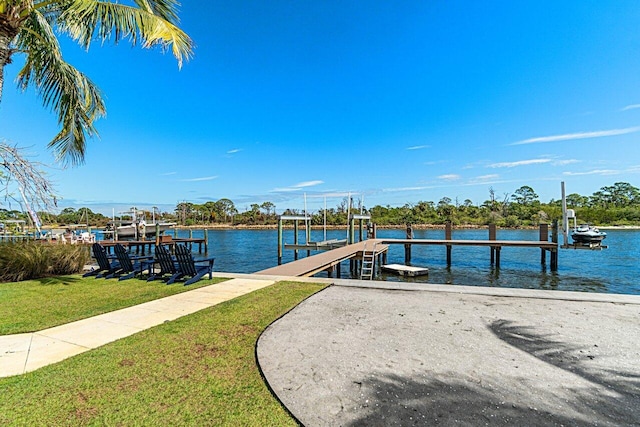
[258,240,388,277]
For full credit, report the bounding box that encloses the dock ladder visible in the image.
[360,242,377,280]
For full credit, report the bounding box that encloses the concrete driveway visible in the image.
[257,282,640,426]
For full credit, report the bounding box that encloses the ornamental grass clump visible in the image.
[0,242,89,282]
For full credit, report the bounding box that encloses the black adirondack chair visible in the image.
[83,243,120,278]
[107,243,152,280]
[168,244,215,286]
[147,245,179,282]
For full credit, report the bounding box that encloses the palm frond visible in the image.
[60,0,193,68]
[15,9,105,166]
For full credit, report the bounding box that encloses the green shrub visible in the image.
[0,242,90,282]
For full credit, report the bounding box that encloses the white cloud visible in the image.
[510,127,640,145]
[475,174,500,180]
[270,180,324,193]
[488,158,551,168]
[438,174,461,181]
[294,180,324,188]
[382,186,428,192]
[180,176,219,182]
[562,169,619,176]
[226,148,242,154]
[621,104,640,111]
[552,159,580,166]
[161,172,177,176]
[407,145,429,150]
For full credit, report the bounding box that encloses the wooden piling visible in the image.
[404,224,412,264]
[294,220,299,260]
[445,221,452,266]
[277,218,283,265]
[539,223,549,265]
[204,228,209,253]
[551,220,559,271]
[489,224,497,264]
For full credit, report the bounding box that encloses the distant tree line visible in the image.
[5,182,639,229]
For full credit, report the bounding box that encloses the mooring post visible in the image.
[277,217,283,265]
[372,223,377,239]
[155,223,160,247]
[489,224,497,264]
[204,228,208,253]
[349,216,355,245]
[404,224,412,264]
[294,220,299,260]
[359,219,364,242]
[551,220,559,271]
[539,223,549,265]
[445,221,452,266]
[306,218,311,257]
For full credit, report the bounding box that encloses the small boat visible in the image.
[107,220,176,239]
[106,208,176,240]
[571,224,606,244]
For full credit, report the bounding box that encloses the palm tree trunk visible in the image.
[0,32,12,103]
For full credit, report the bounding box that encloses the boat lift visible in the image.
[560,182,607,250]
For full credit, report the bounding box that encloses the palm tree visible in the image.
[0,1,193,165]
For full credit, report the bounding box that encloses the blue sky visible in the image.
[2,1,640,215]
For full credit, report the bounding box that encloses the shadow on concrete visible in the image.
[489,319,640,421]
[345,320,639,426]
[345,374,582,426]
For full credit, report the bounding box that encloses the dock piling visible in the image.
[404,224,412,264]
[539,224,548,265]
[445,221,452,266]
[551,220,559,271]
[489,224,497,264]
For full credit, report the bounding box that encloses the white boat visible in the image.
[109,220,176,239]
[106,208,176,240]
[571,224,606,244]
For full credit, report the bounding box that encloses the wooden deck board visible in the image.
[258,241,387,277]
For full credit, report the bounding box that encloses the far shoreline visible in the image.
[173,224,640,231]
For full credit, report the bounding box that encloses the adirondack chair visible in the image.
[167,244,214,286]
[83,243,120,278]
[107,243,152,280]
[147,244,179,282]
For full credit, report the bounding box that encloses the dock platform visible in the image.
[258,240,388,277]
[98,237,207,255]
[260,236,559,278]
[381,263,429,277]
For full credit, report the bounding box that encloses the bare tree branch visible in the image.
[0,142,58,215]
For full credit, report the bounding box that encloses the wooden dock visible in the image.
[99,237,207,255]
[376,238,558,270]
[259,234,559,278]
[258,240,388,277]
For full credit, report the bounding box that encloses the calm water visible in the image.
[168,228,640,295]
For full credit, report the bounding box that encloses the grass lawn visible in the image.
[0,275,229,334]
[0,280,326,425]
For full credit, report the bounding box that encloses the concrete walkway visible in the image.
[0,277,276,377]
